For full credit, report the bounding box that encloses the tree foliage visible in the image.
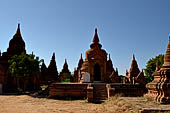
[8,53,42,78]
[144,54,164,83]
[8,53,42,91]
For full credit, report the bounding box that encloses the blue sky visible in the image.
[0,0,170,75]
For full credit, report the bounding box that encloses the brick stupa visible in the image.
[146,35,170,104]
[73,28,119,83]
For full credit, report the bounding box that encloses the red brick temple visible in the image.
[125,55,146,85]
[73,28,119,83]
[0,24,40,92]
[49,28,146,102]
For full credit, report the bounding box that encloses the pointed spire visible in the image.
[65,58,67,63]
[92,28,99,43]
[0,50,1,56]
[129,54,140,77]
[133,54,135,60]
[41,60,47,69]
[163,34,170,67]
[78,53,84,69]
[64,59,68,67]
[52,52,55,60]
[16,23,21,35]
[61,58,70,73]
[109,54,111,60]
[80,53,83,59]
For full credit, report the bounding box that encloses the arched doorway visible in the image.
[94,64,101,81]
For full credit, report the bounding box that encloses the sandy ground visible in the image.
[0,95,170,113]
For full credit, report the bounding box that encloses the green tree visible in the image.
[8,53,42,91]
[144,54,164,83]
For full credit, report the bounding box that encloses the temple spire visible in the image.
[133,54,135,60]
[16,23,21,35]
[65,59,67,64]
[52,52,55,60]
[129,54,140,76]
[80,53,83,59]
[109,54,111,60]
[163,34,170,67]
[92,28,99,43]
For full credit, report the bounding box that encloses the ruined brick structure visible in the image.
[146,35,170,104]
[0,24,40,92]
[73,28,119,83]
[125,55,146,85]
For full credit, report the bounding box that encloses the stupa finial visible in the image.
[108,54,111,61]
[92,28,99,43]
[16,23,21,35]
[52,52,55,60]
[133,54,135,60]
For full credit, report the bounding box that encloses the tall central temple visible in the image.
[73,28,119,83]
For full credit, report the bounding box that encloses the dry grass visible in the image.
[0,94,169,113]
[103,94,137,113]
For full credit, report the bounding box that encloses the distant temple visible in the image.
[125,55,146,85]
[47,53,58,83]
[59,59,71,82]
[0,24,40,92]
[73,28,119,83]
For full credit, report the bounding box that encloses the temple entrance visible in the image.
[94,64,101,81]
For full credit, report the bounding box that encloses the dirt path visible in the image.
[0,95,169,113]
